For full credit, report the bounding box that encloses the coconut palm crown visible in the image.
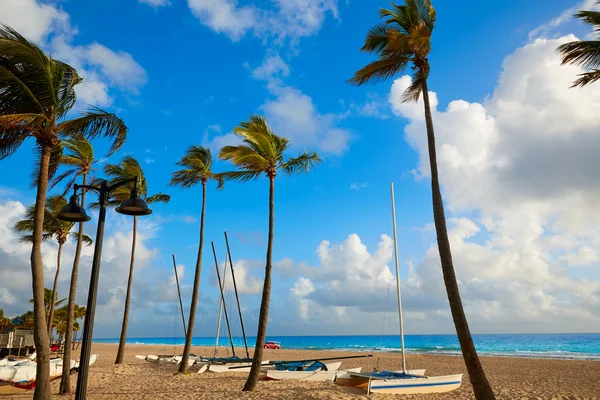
[557,1,600,87]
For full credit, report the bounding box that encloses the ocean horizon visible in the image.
[94,333,600,361]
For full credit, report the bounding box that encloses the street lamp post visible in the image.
[57,177,152,400]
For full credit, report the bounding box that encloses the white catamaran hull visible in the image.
[368,373,463,394]
[264,362,345,382]
[0,354,98,384]
[266,367,361,382]
[335,369,426,388]
[207,361,271,373]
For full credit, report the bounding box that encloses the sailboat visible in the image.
[334,183,462,395]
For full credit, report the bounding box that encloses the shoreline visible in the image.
[90,341,600,362]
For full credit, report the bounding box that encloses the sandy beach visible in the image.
[1,343,599,399]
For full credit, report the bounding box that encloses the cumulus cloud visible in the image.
[187,0,338,43]
[383,34,600,332]
[0,0,147,108]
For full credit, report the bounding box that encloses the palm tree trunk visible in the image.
[115,216,137,364]
[47,242,63,339]
[179,180,207,373]
[32,145,52,400]
[421,79,495,399]
[243,175,275,391]
[60,174,87,394]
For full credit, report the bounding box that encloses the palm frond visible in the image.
[348,55,410,86]
[71,232,93,246]
[146,193,171,204]
[571,69,600,87]
[219,170,264,182]
[282,151,322,174]
[558,40,600,70]
[573,9,600,34]
[402,66,428,103]
[57,107,127,156]
[0,114,47,159]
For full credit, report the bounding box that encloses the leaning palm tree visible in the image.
[557,1,600,87]
[169,146,223,373]
[16,196,92,340]
[102,156,170,364]
[348,2,495,399]
[0,25,127,399]
[219,115,321,391]
[52,137,97,394]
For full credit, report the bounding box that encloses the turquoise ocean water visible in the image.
[94,333,600,361]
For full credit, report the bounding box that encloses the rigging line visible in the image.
[211,241,236,357]
[224,231,250,359]
[172,254,187,337]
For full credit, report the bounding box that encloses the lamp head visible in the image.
[57,193,91,222]
[115,186,152,216]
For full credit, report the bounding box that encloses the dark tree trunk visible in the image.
[115,216,137,364]
[421,79,495,400]
[60,174,87,394]
[32,145,52,400]
[179,180,207,373]
[243,175,274,391]
[47,242,63,339]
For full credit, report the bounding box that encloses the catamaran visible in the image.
[0,354,98,389]
[334,183,462,395]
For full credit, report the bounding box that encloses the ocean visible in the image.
[94,333,600,361]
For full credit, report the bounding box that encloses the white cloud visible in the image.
[0,0,72,42]
[0,0,147,109]
[528,0,599,41]
[140,0,171,7]
[216,260,263,295]
[144,158,156,164]
[187,0,338,43]
[383,34,600,332]
[187,0,258,41]
[261,86,352,154]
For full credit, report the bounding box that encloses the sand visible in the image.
[1,343,599,399]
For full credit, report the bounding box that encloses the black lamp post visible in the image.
[57,177,151,400]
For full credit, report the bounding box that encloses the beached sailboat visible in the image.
[334,183,462,395]
[266,363,363,382]
[0,354,98,389]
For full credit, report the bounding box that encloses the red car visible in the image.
[264,341,281,349]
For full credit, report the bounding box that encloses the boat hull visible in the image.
[207,361,271,373]
[368,373,463,394]
[265,362,349,382]
[335,369,426,389]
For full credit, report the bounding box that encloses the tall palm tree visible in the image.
[102,156,170,364]
[52,137,97,394]
[0,25,127,399]
[348,2,495,399]
[15,196,92,339]
[558,1,600,87]
[219,115,321,391]
[169,146,223,373]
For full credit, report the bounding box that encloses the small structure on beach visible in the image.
[0,330,34,358]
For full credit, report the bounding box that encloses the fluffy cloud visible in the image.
[187,0,338,43]
[0,0,147,108]
[0,0,71,42]
[383,34,600,332]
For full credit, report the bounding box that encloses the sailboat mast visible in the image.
[390,182,407,373]
[213,249,228,357]
[211,242,236,357]
[224,231,250,359]
[172,254,187,337]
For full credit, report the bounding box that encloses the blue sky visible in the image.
[1,0,600,338]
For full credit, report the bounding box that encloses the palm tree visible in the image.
[53,137,97,394]
[72,304,86,349]
[219,115,321,391]
[348,2,495,399]
[557,1,600,87]
[15,196,92,340]
[169,146,223,373]
[0,26,127,399]
[102,156,170,364]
